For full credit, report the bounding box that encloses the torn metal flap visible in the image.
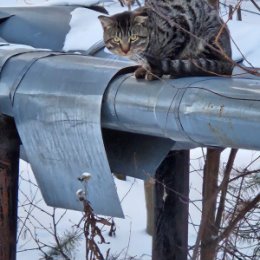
[103,129,175,180]
[2,51,134,217]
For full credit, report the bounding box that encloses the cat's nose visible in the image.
[121,43,130,54]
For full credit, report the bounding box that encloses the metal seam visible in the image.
[9,52,57,105]
[9,52,77,105]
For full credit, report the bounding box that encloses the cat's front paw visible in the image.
[134,66,163,81]
[145,69,163,81]
[134,66,147,79]
[145,72,159,81]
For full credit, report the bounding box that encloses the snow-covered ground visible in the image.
[0,0,259,259]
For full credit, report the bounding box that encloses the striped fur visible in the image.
[99,0,233,80]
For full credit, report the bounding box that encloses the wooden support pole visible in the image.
[152,150,190,260]
[0,114,20,260]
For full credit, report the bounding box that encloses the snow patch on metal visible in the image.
[63,7,103,52]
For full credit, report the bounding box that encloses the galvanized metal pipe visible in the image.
[102,71,260,150]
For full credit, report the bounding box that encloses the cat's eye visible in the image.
[130,35,138,42]
[113,36,121,43]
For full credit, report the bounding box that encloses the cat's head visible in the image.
[98,10,149,58]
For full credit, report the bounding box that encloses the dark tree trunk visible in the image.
[0,114,20,260]
[152,150,189,260]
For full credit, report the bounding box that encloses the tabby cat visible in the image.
[99,0,233,80]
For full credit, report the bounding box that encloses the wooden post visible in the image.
[0,114,20,260]
[152,150,190,260]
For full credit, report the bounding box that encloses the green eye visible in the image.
[130,35,138,41]
[113,36,121,43]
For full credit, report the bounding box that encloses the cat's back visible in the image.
[146,0,220,33]
[144,0,227,57]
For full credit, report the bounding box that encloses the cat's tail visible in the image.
[159,58,234,77]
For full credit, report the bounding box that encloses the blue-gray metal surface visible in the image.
[0,49,136,217]
[102,71,260,150]
[0,48,175,217]
[103,129,174,180]
[0,6,74,50]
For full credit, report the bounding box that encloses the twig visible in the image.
[215,193,260,243]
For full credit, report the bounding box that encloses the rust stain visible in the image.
[208,122,235,147]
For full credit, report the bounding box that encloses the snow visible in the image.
[63,8,104,52]
[43,0,100,6]
[0,0,100,7]
[76,188,86,200]
[18,161,152,260]
[17,149,260,259]
[228,21,260,66]
[80,172,92,180]
[0,0,259,259]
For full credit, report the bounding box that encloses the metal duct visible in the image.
[102,69,260,150]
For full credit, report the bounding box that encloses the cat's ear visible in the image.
[98,15,114,30]
[133,7,148,24]
[134,15,148,25]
